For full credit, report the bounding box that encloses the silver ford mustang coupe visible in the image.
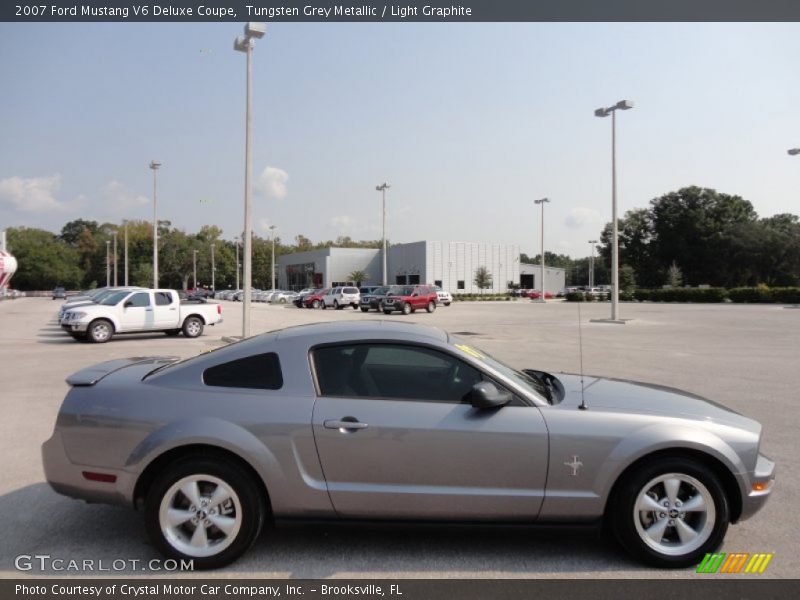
[42,321,775,570]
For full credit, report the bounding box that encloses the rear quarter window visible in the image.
[203,352,283,390]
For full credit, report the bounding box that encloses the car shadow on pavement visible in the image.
[0,484,646,577]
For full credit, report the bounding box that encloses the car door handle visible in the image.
[145,308,153,312]
[324,419,368,431]
[169,308,177,311]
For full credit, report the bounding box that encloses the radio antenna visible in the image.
[577,302,588,410]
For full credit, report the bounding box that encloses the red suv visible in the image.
[303,288,329,309]
[382,285,438,315]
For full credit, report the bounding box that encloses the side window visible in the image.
[203,352,283,390]
[127,292,150,307]
[155,292,173,306]
[314,344,482,403]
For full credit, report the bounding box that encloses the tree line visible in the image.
[5,185,799,291]
[4,219,382,291]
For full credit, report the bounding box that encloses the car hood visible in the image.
[554,373,760,433]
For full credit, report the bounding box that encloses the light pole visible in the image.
[105,240,111,287]
[211,243,216,292]
[124,223,129,286]
[534,198,550,302]
[235,22,266,338]
[193,250,198,290]
[112,231,118,286]
[269,225,277,290]
[149,160,161,289]
[588,239,598,288]
[235,238,240,290]
[595,99,633,322]
[376,182,390,285]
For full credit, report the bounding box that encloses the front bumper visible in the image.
[739,453,776,521]
[61,321,89,333]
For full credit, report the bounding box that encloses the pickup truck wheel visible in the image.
[402,303,412,315]
[145,457,265,570]
[426,301,436,313]
[182,316,204,338]
[165,329,181,336]
[88,319,113,343]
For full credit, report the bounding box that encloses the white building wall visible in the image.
[327,248,381,286]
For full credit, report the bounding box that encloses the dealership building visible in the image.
[277,241,565,294]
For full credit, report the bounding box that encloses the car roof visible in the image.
[274,320,448,343]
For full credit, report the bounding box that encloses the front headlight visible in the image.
[72,311,88,320]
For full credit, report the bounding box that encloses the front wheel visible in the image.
[87,319,113,343]
[360,307,369,313]
[334,300,341,310]
[402,303,412,315]
[144,457,265,570]
[610,457,729,568]
[383,309,392,315]
[182,316,204,338]
[311,300,320,309]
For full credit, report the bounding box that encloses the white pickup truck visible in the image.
[60,288,223,343]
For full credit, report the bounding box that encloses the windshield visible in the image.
[449,336,550,402]
[99,291,131,306]
[389,286,415,296]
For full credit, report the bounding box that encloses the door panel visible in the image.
[312,397,549,520]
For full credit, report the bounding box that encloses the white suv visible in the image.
[433,285,452,306]
[322,286,361,310]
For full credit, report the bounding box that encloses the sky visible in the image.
[1,22,799,258]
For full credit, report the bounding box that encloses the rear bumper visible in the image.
[739,453,776,521]
[41,431,132,507]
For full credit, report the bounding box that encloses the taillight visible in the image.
[217,304,222,314]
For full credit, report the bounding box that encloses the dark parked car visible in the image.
[359,285,396,312]
[382,285,438,315]
[52,287,67,300]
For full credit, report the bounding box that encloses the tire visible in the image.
[144,457,265,570]
[87,319,113,343]
[312,300,321,309]
[182,316,204,338]
[360,307,369,313]
[426,301,436,313]
[402,303,412,315]
[165,329,181,336]
[610,456,729,568]
[444,302,451,307]
[334,300,341,310]
[352,304,358,310]
[383,309,392,315]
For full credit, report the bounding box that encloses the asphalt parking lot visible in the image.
[0,297,796,579]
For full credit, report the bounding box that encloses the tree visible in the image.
[348,270,369,286]
[473,266,493,293]
[666,262,683,288]
[6,227,83,290]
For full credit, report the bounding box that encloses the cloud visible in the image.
[100,180,149,211]
[0,174,65,212]
[330,215,356,229]
[329,215,381,236]
[564,207,602,229]
[255,166,288,199]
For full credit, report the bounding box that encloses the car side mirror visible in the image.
[124,301,133,308]
[470,381,511,409]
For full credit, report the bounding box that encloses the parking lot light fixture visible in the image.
[112,231,118,286]
[269,225,277,291]
[588,240,598,287]
[376,183,391,286]
[149,160,161,289]
[595,99,634,323]
[105,240,111,287]
[234,22,266,338]
[789,148,800,156]
[534,198,550,302]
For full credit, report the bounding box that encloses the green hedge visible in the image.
[452,294,511,302]
[729,287,800,304]
[633,288,727,303]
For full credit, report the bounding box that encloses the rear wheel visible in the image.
[87,319,113,343]
[144,457,265,570]
[426,301,436,313]
[182,316,204,338]
[610,457,729,568]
